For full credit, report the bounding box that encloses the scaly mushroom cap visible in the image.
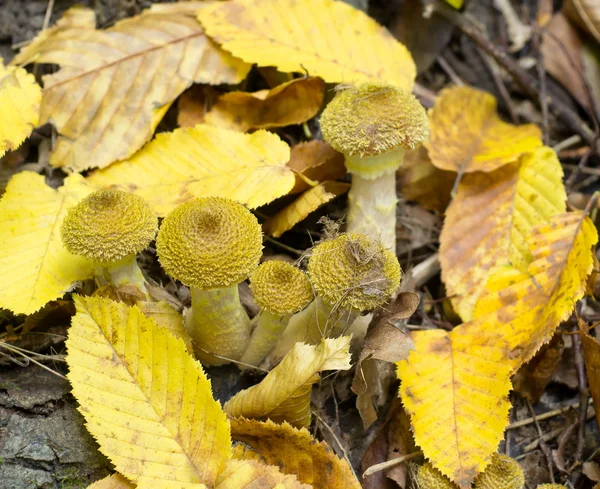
[416,463,458,489]
[473,453,524,489]
[61,188,157,264]
[307,233,401,311]
[536,486,567,489]
[250,260,313,316]
[156,197,262,290]
[320,82,429,158]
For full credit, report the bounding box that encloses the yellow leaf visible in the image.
[444,0,464,8]
[425,86,542,173]
[398,212,597,488]
[397,146,455,213]
[198,0,416,91]
[137,300,193,353]
[205,77,325,132]
[88,474,135,489]
[263,181,350,238]
[224,337,352,427]
[0,60,41,157]
[230,417,361,489]
[440,147,567,321]
[0,172,94,314]
[87,125,293,216]
[286,140,346,194]
[13,7,250,172]
[66,296,232,487]
[216,459,311,489]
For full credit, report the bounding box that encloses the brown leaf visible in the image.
[287,140,347,194]
[205,77,325,132]
[177,85,222,128]
[579,319,600,432]
[565,0,600,43]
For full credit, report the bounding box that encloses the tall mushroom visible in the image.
[60,188,157,297]
[239,260,313,368]
[156,197,262,365]
[319,82,429,249]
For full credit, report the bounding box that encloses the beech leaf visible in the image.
[87,474,135,489]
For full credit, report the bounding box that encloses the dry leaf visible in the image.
[198,0,416,91]
[67,295,232,487]
[87,125,293,216]
[398,212,597,488]
[425,86,542,173]
[177,85,222,128]
[287,141,346,194]
[137,300,193,353]
[440,146,566,321]
[13,6,250,172]
[579,319,600,432]
[566,0,600,43]
[87,474,135,489]
[0,60,41,157]
[263,181,350,238]
[0,172,94,315]
[224,337,352,427]
[230,417,361,489]
[205,77,325,132]
[215,459,311,489]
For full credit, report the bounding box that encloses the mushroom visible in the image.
[319,82,429,249]
[156,197,262,365]
[416,462,459,489]
[239,260,313,368]
[473,453,524,489]
[60,188,157,297]
[266,233,401,365]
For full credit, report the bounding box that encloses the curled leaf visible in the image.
[287,141,346,194]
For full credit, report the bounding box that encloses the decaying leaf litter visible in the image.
[3,1,600,488]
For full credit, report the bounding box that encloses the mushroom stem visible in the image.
[96,255,148,296]
[187,285,251,365]
[347,168,399,250]
[240,310,290,368]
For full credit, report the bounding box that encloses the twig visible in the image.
[264,236,304,257]
[362,450,423,478]
[506,399,592,430]
[533,25,549,144]
[571,324,589,486]
[313,411,358,480]
[477,47,518,123]
[566,144,597,190]
[553,135,582,153]
[437,56,464,86]
[527,399,556,483]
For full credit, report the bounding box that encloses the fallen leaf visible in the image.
[87,125,293,216]
[583,461,600,482]
[198,0,416,91]
[216,459,311,489]
[397,146,455,213]
[177,85,222,129]
[579,319,600,432]
[137,300,193,353]
[67,295,232,487]
[263,181,350,238]
[287,141,346,194]
[87,474,135,489]
[205,77,325,132]
[0,172,94,314]
[425,86,542,173]
[224,337,352,427]
[13,6,250,172]
[565,0,600,44]
[398,212,597,488]
[440,146,566,321]
[0,60,41,157]
[230,417,361,489]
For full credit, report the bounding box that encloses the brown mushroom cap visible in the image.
[156,197,263,290]
[320,82,429,158]
[307,233,401,311]
[61,188,157,264]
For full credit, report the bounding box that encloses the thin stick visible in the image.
[506,399,591,430]
[313,411,358,480]
[362,450,423,478]
[527,399,555,483]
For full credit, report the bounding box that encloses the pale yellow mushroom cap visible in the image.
[416,463,459,489]
[473,453,524,489]
[156,197,262,290]
[307,233,401,311]
[250,261,313,315]
[61,188,157,264]
[320,82,429,158]
[536,485,567,489]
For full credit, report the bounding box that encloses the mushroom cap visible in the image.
[320,82,429,158]
[307,233,401,311]
[473,453,524,489]
[156,197,262,290]
[416,463,458,489]
[61,188,157,264]
[250,260,313,316]
[535,486,567,489]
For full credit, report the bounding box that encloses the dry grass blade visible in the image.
[13,6,250,172]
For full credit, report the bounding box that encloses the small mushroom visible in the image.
[156,197,262,365]
[320,82,429,249]
[416,462,459,489]
[239,260,313,368]
[266,233,401,365]
[473,453,524,489]
[60,188,157,297]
